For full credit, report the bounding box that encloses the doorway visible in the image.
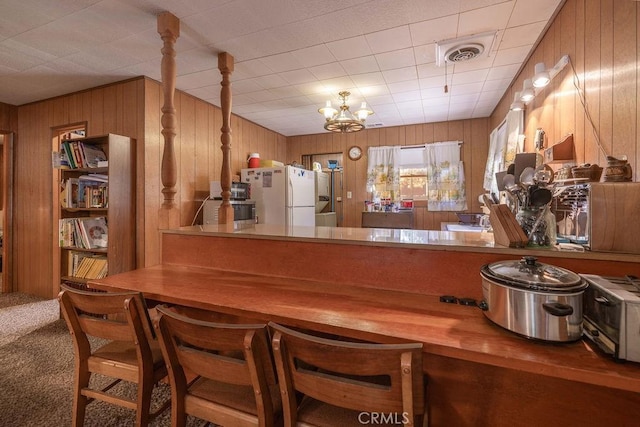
[302,153,344,227]
[0,132,14,293]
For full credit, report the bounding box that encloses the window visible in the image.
[399,147,427,200]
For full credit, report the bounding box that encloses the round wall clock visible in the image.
[348,145,362,161]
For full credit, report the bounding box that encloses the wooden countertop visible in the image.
[89,264,640,393]
[168,225,640,263]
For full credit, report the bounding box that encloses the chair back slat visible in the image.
[269,322,425,417]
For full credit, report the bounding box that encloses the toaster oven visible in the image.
[580,274,640,362]
[552,182,640,253]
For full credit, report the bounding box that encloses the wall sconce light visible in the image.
[532,62,551,88]
[510,91,524,111]
[520,79,535,102]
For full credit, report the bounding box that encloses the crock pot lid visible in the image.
[485,256,583,289]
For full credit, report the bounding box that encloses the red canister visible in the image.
[248,153,260,168]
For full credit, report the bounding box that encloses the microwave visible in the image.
[210,181,250,200]
[203,200,255,229]
[552,182,640,254]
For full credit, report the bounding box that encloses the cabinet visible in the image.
[361,211,414,229]
[55,134,135,288]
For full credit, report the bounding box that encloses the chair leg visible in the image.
[136,379,154,427]
[171,393,187,427]
[73,367,90,427]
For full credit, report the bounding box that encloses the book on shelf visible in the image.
[59,217,108,249]
[59,140,107,169]
[60,178,79,208]
[70,254,108,279]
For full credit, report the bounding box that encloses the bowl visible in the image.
[571,164,603,181]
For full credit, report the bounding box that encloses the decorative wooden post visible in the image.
[218,52,235,228]
[157,12,180,228]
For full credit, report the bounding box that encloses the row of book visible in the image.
[60,174,109,209]
[59,217,108,249]
[67,251,108,279]
[59,140,107,169]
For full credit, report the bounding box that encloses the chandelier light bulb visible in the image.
[318,100,337,120]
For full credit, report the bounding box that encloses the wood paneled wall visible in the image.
[287,118,489,229]
[10,77,285,298]
[491,0,638,178]
[0,102,18,131]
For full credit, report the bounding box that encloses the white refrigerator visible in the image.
[241,165,316,227]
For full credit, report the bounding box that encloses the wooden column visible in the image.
[218,52,234,228]
[157,12,180,228]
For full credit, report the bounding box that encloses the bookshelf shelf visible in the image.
[54,133,135,287]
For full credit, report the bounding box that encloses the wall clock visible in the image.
[348,145,362,161]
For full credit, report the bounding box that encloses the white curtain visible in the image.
[483,109,524,193]
[366,146,401,193]
[424,141,467,211]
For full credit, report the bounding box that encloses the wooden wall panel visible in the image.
[492,0,639,180]
[286,118,489,230]
[13,77,285,298]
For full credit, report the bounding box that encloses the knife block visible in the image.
[489,204,529,248]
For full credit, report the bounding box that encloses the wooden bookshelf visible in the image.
[54,134,135,288]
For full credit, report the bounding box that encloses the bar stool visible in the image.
[269,322,427,427]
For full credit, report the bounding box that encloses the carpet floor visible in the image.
[0,293,204,426]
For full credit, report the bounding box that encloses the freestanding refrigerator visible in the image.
[241,165,316,227]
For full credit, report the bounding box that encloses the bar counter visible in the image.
[88,225,639,425]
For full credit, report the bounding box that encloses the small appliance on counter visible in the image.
[480,257,587,342]
[204,181,255,229]
[581,274,640,363]
[210,181,250,200]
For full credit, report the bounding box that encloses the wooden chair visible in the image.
[154,304,282,427]
[58,285,169,427]
[269,322,427,427]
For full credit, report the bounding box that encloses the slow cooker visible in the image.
[479,256,587,342]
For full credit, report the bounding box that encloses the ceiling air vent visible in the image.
[436,31,496,67]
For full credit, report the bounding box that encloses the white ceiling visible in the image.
[0,0,563,136]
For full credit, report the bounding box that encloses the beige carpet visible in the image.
[0,293,60,347]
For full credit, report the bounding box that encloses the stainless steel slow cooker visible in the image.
[479,256,587,342]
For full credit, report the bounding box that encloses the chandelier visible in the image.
[318,91,373,133]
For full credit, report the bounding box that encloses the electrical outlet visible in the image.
[347,191,352,199]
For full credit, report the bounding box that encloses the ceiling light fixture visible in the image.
[532,62,551,88]
[318,91,373,133]
[520,78,535,102]
[510,91,524,111]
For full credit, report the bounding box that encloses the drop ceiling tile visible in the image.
[326,36,373,61]
[458,2,514,35]
[414,44,436,65]
[260,52,305,73]
[365,26,412,54]
[309,62,347,80]
[231,79,267,95]
[499,22,547,50]
[417,63,444,79]
[393,91,422,103]
[410,15,459,46]
[375,48,416,71]
[366,94,395,106]
[291,44,336,68]
[482,77,513,91]
[341,56,380,75]
[419,75,445,89]
[486,63,520,81]
[351,72,386,88]
[387,79,420,93]
[253,74,289,90]
[269,86,304,99]
[492,45,531,67]
[449,82,484,95]
[279,68,317,85]
[234,59,275,78]
[509,0,562,27]
[451,69,490,85]
[382,66,418,84]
